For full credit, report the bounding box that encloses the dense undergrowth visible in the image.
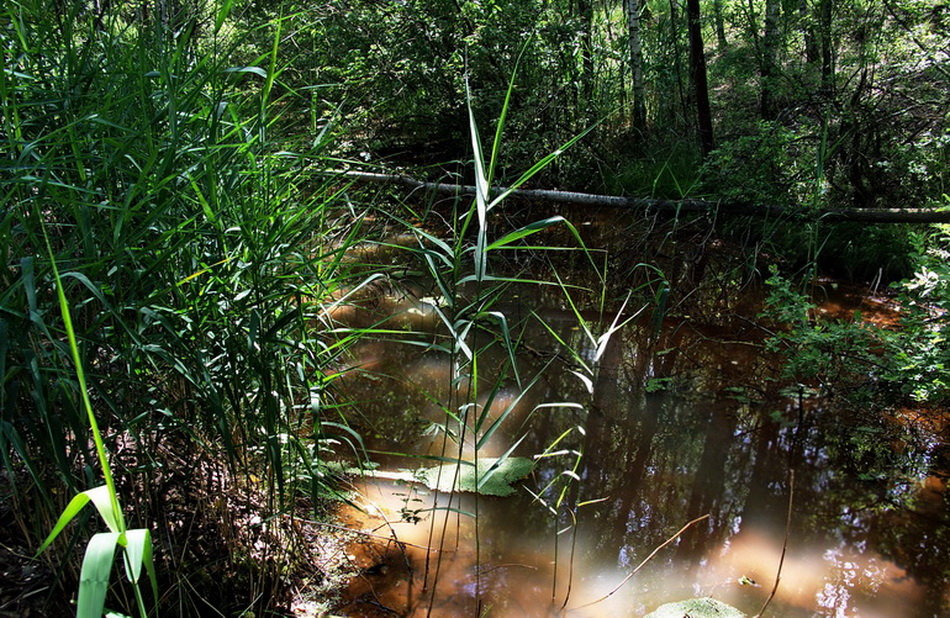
[0,3,373,614]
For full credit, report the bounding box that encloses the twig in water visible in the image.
[478,563,539,574]
[560,508,580,610]
[755,470,795,617]
[299,518,441,552]
[567,514,711,612]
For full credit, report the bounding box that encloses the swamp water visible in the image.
[326,216,948,617]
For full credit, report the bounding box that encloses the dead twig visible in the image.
[567,513,711,612]
[298,517,442,553]
[755,470,795,617]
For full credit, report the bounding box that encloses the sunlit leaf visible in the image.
[36,486,119,555]
[77,532,122,618]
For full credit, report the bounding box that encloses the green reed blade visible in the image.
[76,532,122,618]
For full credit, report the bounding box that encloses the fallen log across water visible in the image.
[325,169,950,224]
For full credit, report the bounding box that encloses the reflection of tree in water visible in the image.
[793,408,949,616]
[522,314,947,614]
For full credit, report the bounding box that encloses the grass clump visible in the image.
[1,2,368,613]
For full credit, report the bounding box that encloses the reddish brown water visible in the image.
[326,219,948,617]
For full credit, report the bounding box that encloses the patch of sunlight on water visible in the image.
[340,479,932,617]
[339,479,647,617]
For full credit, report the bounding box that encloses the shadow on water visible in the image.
[328,219,948,617]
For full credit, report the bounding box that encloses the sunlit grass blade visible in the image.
[36,485,124,558]
[475,379,538,450]
[486,216,567,251]
[35,491,94,555]
[486,123,598,212]
[479,310,521,387]
[39,213,124,528]
[474,436,528,494]
[592,291,644,363]
[467,88,490,281]
[487,40,530,184]
[530,309,593,375]
[77,532,122,618]
[122,529,158,605]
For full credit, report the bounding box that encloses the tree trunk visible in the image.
[802,0,819,64]
[713,0,728,49]
[669,0,689,126]
[625,0,647,128]
[819,0,834,97]
[761,0,781,119]
[686,0,715,156]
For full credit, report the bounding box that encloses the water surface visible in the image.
[328,218,948,617]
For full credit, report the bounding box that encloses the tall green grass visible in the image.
[360,70,644,614]
[1,1,368,613]
[0,2,665,614]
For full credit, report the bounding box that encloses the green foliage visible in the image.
[762,267,890,398]
[817,224,918,282]
[761,265,812,326]
[763,242,950,405]
[886,225,950,401]
[701,122,801,207]
[0,1,368,613]
[604,139,703,199]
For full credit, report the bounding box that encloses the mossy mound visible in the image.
[644,597,746,618]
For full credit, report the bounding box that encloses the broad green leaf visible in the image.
[77,532,122,618]
[361,458,534,497]
[85,485,123,534]
[121,529,147,583]
[420,457,534,497]
[36,485,122,556]
[122,529,158,606]
[36,491,93,556]
[475,437,527,494]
